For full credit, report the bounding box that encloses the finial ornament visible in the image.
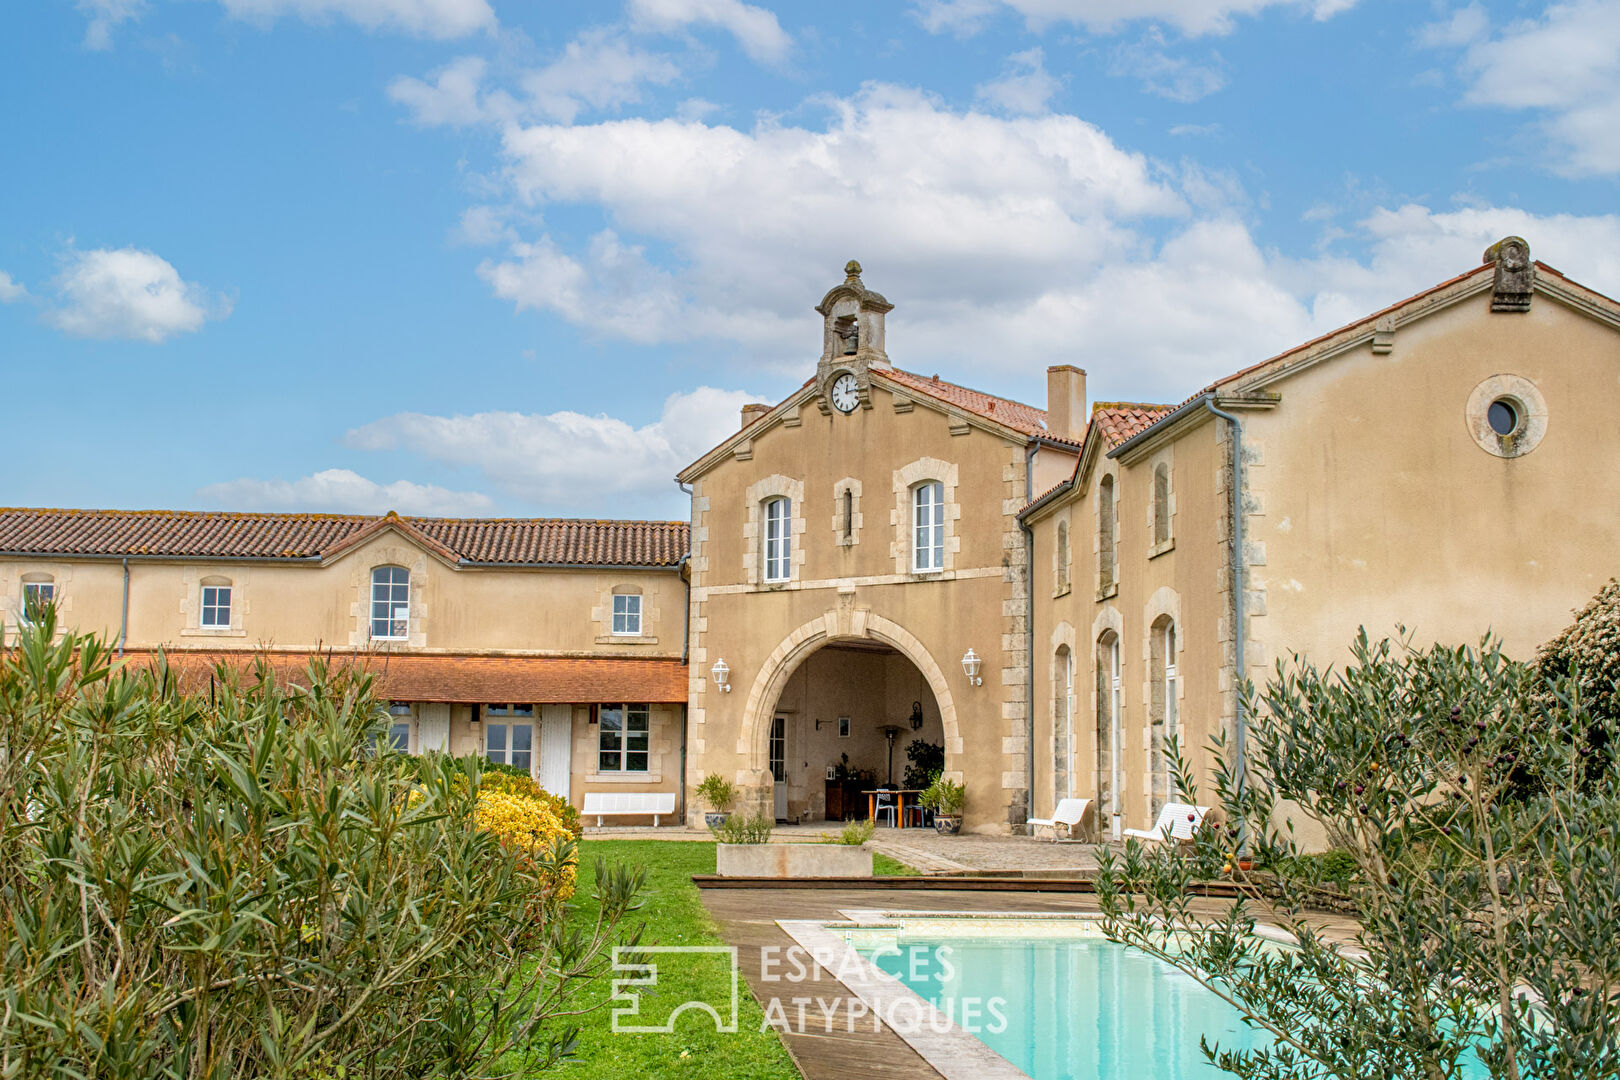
[844,259,862,280]
[1483,236,1533,313]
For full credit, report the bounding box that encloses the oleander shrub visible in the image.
[0,613,641,1080]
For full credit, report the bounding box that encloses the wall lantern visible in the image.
[961,648,983,686]
[710,658,732,694]
[908,701,925,731]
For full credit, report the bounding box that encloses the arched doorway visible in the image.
[738,612,959,823]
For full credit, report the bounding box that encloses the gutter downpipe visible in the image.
[1201,395,1248,807]
[119,557,130,658]
[678,479,695,824]
[1022,442,1038,832]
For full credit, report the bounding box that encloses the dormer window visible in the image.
[370,566,410,640]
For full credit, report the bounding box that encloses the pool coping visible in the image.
[777,908,1309,1080]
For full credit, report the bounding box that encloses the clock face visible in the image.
[830,372,860,413]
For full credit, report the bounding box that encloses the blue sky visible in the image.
[3,0,1618,520]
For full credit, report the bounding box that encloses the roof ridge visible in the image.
[888,366,1046,415]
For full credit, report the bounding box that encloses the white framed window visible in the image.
[763,497,792,583]
[612,593,642,635]
[20,578,54,624]
[370,566,410,640]
[200,584,232,628]
[1163,620,1179,797]
[912,481,945,572]
[598,703,651,773]
[486,704,535,772]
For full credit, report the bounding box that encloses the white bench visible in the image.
[583,791,678,827]
[1027,797,1095,842]
[1123,802,1221,845]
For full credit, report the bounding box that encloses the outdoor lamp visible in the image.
[961,648,983,686]
[908,700,925,731]
[710,658,732,693]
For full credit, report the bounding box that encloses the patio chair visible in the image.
[1027,797,1094,842]
[905,801,931,828]
[1122,802,1222,846]
[873,790,898,827]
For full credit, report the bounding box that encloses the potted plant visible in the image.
[920,776,965,835]
[695,773,738,829]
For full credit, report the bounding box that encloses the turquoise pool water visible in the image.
[857,933,1262,1080]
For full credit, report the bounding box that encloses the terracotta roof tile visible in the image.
[0,508,689,566]
[880,368,1050,437]
[115,650,690,704]
[1091,402,1177,448]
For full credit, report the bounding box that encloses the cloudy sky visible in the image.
[4,0,1618,519]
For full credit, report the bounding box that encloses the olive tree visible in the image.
[0,613,643,1079]
[1096,630,1620,1080]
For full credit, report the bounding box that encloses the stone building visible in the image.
[5,238,1617,836]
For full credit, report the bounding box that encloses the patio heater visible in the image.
[877,723,907,785]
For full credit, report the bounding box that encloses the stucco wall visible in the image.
[686,379,1030,832]
[0,532,684,658]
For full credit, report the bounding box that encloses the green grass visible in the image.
[535,840,799,1079]
[872,852,919,876]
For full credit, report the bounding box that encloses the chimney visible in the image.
[1046,365,1087,441]
[740,403,771,430]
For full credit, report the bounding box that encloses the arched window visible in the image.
[763,497,792,582]
[1096,631,1122,840]
[371,566,411,640]
[1149,615,1179,814]
[1054,645,1074,800]
[1097,474,1117,592]
[20,573,54,625]
[1153,463,1172,546]
[912,480,945,572]
[200,575,232,629]
[1055,521,1070,592]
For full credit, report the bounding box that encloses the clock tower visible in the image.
[814,260,893,415]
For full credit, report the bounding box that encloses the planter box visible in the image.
[716,843,873,878]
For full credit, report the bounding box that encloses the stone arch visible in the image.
[736,610,962,793]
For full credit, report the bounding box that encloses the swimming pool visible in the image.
[846,918,1264,1080]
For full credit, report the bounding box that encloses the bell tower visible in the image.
[814,260,894,414]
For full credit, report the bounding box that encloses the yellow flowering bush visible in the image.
[480,768,585,838]
[474,788,578,901]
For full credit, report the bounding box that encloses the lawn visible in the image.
[536,840,801,1079]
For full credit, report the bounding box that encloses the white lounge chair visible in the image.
[1122,802,1221,845]
[1027,797,1095,842]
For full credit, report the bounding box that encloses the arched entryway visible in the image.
[737,612,959,823]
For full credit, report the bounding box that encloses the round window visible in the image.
[1487,398,1519,437]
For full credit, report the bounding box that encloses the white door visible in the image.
[1109,639,1123,842]
[538,704,572,799]
[770,715,788,821]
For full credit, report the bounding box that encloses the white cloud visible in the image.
[1427,0,1620,176]
[458,82,1620,405]
[0,272,26,303]
[76,0,145,49]
[389,31,680,128]
[343,387,761,509]
[388,55,498,127]
[1110,32,1227,101]
[975,48,1061,114]
[198,468,495,516]
[627,0,791,63]
[45,247,230,343]
[521,28,681,124]
[915,0,1356,38]
[214,0,495,38]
